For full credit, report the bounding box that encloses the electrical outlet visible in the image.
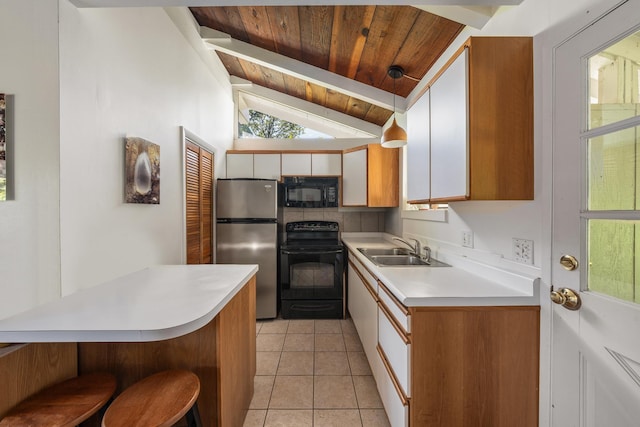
[462,230,474,248]
[513,238,534,265]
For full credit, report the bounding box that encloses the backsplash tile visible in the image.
[343,212,361,232]
[360,212,379,232]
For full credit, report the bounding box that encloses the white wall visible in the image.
[58,3,234,295]
[398,0,617,269]
[0,1,62,319]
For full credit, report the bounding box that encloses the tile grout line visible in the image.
[254,319,385,427]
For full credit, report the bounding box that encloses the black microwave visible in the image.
[282,177,339,208]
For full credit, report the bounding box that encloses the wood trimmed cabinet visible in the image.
[225,151,341,179]
[407,36,533,203]
[226,152,281,180]
[342,144,399,207]
[347,251,539,426]
[406,88,431,203]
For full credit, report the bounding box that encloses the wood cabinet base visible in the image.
[78,277,256,427]
[410,305,540,427]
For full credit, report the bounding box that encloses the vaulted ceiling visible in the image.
[191,6,465,128]
[69,0,524,137]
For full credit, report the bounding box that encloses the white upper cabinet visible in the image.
[253,153,281,180]
[422,37,533,201]
[342,148,368,206]
[281,153,312,176]
[311,153,341,176]
[226,153,254,178]
[429,49,469,200]
[406,89,431,202]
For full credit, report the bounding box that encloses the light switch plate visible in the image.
[513,238,533,265]
[462,230,474,248]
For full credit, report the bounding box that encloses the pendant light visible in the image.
[381,65,407,148]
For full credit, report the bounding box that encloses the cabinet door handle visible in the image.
[376,344,409,407]
[378,281,410,316]
[378,301,410,345]
[348,259,378,301]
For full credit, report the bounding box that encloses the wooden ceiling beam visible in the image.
[414,5,497,29]
[71,1,524,7]
[328,5,376,79]
[202,26,408,112]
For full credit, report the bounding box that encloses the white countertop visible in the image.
[0,264,258,343]
[342,235,539,307]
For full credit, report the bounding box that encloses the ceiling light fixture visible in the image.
[381,65,408,148]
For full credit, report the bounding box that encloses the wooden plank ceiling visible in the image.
[190,6,464,127]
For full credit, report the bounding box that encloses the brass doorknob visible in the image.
[550,287,581,310]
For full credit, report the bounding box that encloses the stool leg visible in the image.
[186,403,203,427]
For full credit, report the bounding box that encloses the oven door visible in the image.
[280,247,344,300]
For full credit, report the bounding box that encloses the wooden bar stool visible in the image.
[102,369,201,427]
[0,372,117,427]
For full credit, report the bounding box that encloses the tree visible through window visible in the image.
[239,110,304,139]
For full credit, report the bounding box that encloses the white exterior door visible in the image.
[552,2,640,426]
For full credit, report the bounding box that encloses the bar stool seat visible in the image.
[102,369,201,427]
[0,372,117,427]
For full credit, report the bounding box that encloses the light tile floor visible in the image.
[243,318,391,427]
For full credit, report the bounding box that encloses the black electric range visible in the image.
[279,221,345,319]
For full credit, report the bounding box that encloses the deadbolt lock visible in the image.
[560,254,579,271]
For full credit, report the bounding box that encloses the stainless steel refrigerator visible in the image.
[216,178,279,319]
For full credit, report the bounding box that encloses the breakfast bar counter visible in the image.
[0,265,259,427]
[0,264,258,342]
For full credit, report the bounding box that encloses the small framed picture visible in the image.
[0,93,14,201]
[124,137,160,204]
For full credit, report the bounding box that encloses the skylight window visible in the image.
[238,110,332,140]
[235,90,378,140]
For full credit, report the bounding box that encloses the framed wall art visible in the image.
[124,136,160,204]
[0,94,14,201]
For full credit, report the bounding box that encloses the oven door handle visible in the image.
[281,249,343,255]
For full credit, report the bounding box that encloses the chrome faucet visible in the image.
[393,237,432,262]
[393,237,421,257]
[423,246,432,263]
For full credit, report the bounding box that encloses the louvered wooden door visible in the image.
[185,141,214,264]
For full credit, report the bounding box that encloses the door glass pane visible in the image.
[588,219,640,303]
[588,30,640,130]
[588,126,640,210]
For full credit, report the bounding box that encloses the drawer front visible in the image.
[376,345,409,427]
[378,281,410,333]
[355,255,379,292]
[347,258,380,382]
[378,304,410,396]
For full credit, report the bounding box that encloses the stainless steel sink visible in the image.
[357,247,411,256]
[356,247,451,267]
[370,255,429,266]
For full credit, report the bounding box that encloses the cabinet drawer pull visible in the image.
[378,301,410,345]
[377,344,409,407]
[378,281,409,316]
[348,259,378,301]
